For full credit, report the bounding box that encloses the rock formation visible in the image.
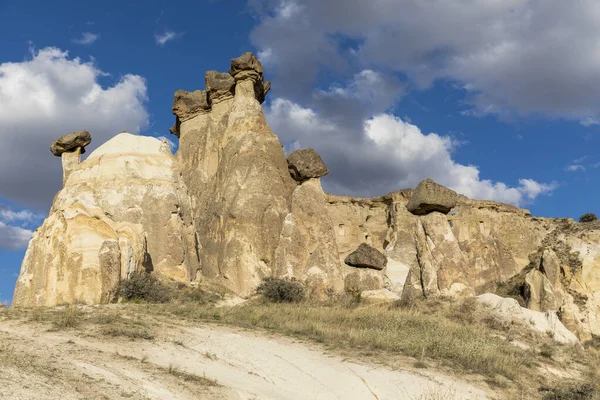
[344,244,387,270]
[287,148,329,182]
[51,130,92,185]
[14,133,198,306]
[12,52,600,345]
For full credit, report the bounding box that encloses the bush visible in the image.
[539,384,597,400]
[116,272,173,303]
[579,213,598,223]
[256,277,305,303]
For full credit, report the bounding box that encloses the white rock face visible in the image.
[13,133,199,306]
[477,293,579,345]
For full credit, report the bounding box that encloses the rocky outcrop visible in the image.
[13,133,199,306]
[274,178,344,298]
[51,130,92,185]
[287,148,329,182]
[229,52,271,104]
[50,130,92,156]
[406,179,458,215]
[173,53,296,297]
[12,52,600,347]
[477,293,578,344]
[344,243,387,270]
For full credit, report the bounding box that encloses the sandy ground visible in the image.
[0,315,492,400]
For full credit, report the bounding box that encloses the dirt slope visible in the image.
[0,312,491,400]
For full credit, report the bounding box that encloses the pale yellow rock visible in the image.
[177,78,295,297]
[524,269,562,312]
[273,179,344,298]
[13,133,199,306]
[477,293,578,345]
[61,147,81,185]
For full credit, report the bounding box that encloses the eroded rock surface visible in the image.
[13,52,600,345]
[50,130,92,156]
[287,148,329,182]
[407,179,458,215]
[344,243,387,270]
[13,133,199,306]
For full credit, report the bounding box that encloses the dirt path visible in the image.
[0,318,492,400]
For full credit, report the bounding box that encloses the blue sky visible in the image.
[1,0,600,302]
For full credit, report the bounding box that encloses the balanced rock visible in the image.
[406,179,458,215]
[13,133,199,306]
[50,130,92,156]
[172,90,210,121]
[287,148,329,182]
[205,71,235,105]
[229,52,270,104]
[344,243,387,270]
[229,52,263,82]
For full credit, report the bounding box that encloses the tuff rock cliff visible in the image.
[12,53,600,343]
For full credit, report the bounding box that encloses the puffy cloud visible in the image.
[155,30,184,46]
[267,97,555,206]
[0,208,38,223]
[71,32,100,45]
[0,47,149,211]
[251,0,600,120]
[0,221,32,251]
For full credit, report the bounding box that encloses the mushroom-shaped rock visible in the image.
[205,71,235,105]
[287,148,329,182]
[229,52,270,104]
[172,90,210,121]
[344,243,388,271]
[406,179,458,215]
[50,130,91,156]
[229,52,264,82]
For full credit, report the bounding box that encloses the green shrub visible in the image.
[539,384,597,400]
[579,213,598,223]
[256,277,305,303]
[116,272,172,303]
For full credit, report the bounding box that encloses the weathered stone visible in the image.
[344,243,387,270]
[61,146,81,185]
[176,77,296,297]
[406,179,458,215]
[229,52,263,82]
[13,133,199,306]
[477,293,578,344]
[287,148,329,181]
[50,130,91,156]
[274,179,344,299]
[205,71,235,105]
[524,269,562,312]
[14,51,600,346]
[172,89,210,122]
[344,269,384,292]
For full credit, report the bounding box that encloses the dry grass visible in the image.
[4,295,600,398]
[165,363,219,386]
[153,300,531,379]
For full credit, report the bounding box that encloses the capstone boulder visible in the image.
[287,148,329,182]
[50,130,92,156]
[406,179,458,215]
[344,243,387,270]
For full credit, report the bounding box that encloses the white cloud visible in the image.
[0,221,32,251]
[267,97,555,206]
[581,117,600,127]
[251,0,600,121]
[155,31,183,46]
[71,32,100,45]
[0,208,37,223]
[0,47,149,211]
[566,164,586,172]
